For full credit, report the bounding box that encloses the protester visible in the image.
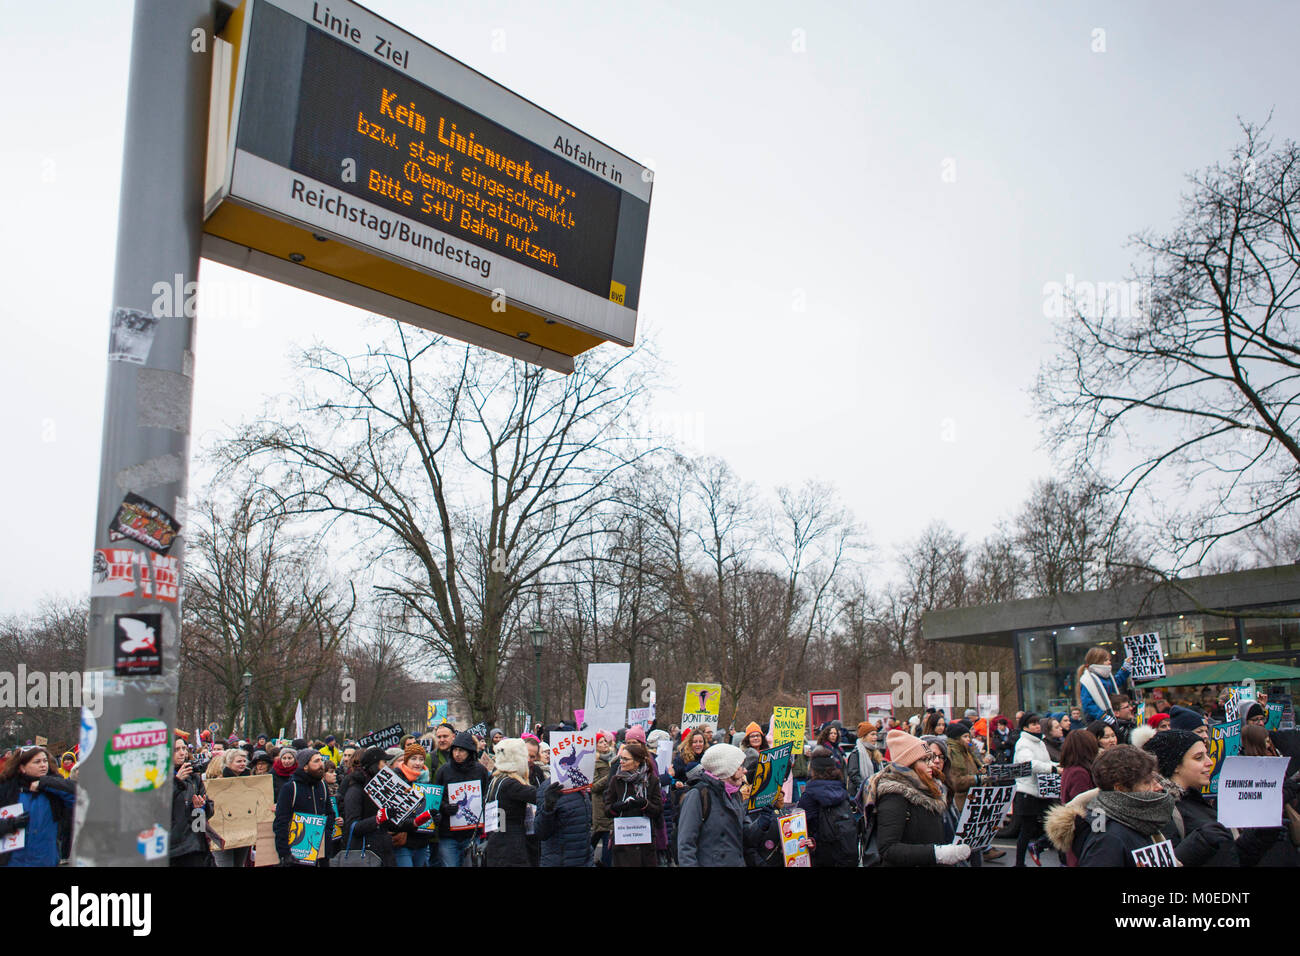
[922,711,947,736]
[537,774,594,867]
[1051,745,1172,867]
[796,745,857,866]
[589,729,617,864]
[815,723,847,779]
[1059,730,1100,805]
[433,731,491,867]
[1085,720,1119,750]
[740,721,765,775]
[273,748,336,867]
[989,715,1016,763]
[482,738,537,867]
[1168,706,1209,742]
[1012,713,1059,867]
[847,721,884,796]
[676,742,751,867]
[251,750,272,775]
[860,731,969,867]
[271,746,298,800]
[343,746,397,867]
[169,739,213,867]
[1077,645,1132,723]
[1041,716,1065,762]
[1142,730,1238,866]
[604,740,663,867]
[673,728,706,792]
[390,742,435,867]
[0,747,75,867]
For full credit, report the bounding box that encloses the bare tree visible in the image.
[1037,121,1300,569]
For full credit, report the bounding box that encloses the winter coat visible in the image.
[604,764,663,867]
[1079,663,1131,722]
[1045,787,1097,867]
[536,784,594,866]
[273,768,335,865]
[945,738,985,812]
[676,769,747,867]
[672,753,701,788]
[169,768,213,860]
[1060,765,1095,806]
[483,776,536,867]
[867,766,947,867]
[590,752,614,834]
[433,733,492,839]
[1168,783,1239,867]
[1077,806,1165,867]
[343,769,396,866]
[798,777,854,867]
[990,723,1017,764]
[271,762,296,800]
[744,806,783,867]
[1013,731,1056,797]
[0,772,75,867]
[846,742,883,796]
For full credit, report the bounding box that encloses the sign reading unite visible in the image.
[204,0,653,372]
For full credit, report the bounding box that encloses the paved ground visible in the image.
[981,835,1065,867]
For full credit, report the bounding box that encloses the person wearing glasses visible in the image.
[0,746,76,867]
[1012,713,1061,867]
[860,730,971,866]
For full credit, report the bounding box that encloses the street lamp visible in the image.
[242,670,253,739]
[529,623,546,730]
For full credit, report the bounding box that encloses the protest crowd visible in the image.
[1,644,1297,868]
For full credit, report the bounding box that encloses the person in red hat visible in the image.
[1145,712,1170,732]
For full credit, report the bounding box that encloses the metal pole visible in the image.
[74,0,213,865]
[534,647,542,730]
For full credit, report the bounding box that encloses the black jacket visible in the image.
[872,771,947,867]
[273,768,335,865]
[1077,808,1165,867]
[342,769,395,866]
[1171,786,1239,867]
[483,776,537,867]
[169,769,213,859]
[432,734,491,838]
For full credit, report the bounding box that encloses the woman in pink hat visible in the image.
[860,730,971,866]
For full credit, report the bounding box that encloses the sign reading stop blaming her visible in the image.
[104,720,170,792]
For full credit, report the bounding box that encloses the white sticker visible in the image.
[78,708,98,764]
[136,824,168,861]
[483,800,501,833]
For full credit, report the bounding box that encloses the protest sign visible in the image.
[206,775,274,850]
[976,694,999,719]
[1266,702,1283,731]
[446,780,483,830]
[1200,720,1242,797]
[809,690,842,731]
[288,812,327,862]
[1036,773,1061,799]
[922,692,953,716]
[654,738,674,777]
[627,706,655,730]
[1223,689,1243,724]
[1277,695,1295,731]
[613,816,652,845]
[584,663,631,735]
[954,783,1014,853]
[354,723,404,750]
[483,800,500,834]
[1216,755,1290,828]
[0,803,25,852]
[682,682,722,732]
[412,783,444,832]
[1122,632,1166,681]
[573,709,585,728]
[747,743,793,811]
[772,706,807,751]
[426,699,448,730]
[985,762,1034,783]
[330,797,342,840]
[779,809,812,867]
[864,693,894,720]
[549,730,597,791]
[363,766,422,824]
[468,721,489,741]
[1131,840,1178,867]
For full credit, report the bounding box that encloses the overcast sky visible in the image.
[1,0,1297,614]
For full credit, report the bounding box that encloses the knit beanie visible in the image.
[1146,712,1170,729]
[809,747,836,776]
[944,722,968,740]
[625,725,647,745]
[296,747,320,769]
[646,729,671,746]
[1244,703,1265,723]
[596,729,617,744]
[1167,706,1206,733]
[744,721,763,740]
[489,727,504,740]
[857,721,876,738]
[403,741,427,762]
[886,729,926,768]
[700,743,745,778]
[359,746,386,774]
[1142,729,1201,779]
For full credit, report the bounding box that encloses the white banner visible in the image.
[1216,756,1290,828]
[613,816,652,845]
[584,663,631,735]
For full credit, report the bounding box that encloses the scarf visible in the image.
[1080,667,1116,716]
[273,760,296,778]
[855,739,877,777]
[398,762,421,782]
[1091,789,1175,836]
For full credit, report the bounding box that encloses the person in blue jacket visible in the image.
[0,746,76,867]
[1077,646,1131,724]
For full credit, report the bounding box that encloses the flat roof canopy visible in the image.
[922,564,1300,649]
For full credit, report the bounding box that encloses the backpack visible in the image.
[815,797,859,866]
[669,781,712,862]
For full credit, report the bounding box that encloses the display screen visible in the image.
[234,1,645,308]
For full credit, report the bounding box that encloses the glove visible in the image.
[0,812,30,836]
[934,842,972,865]
[279,855,296,867]
[412,810,432,828]
[374,808,388,825]
[544,783,561,812]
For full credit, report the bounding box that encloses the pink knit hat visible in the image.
[886,729,927,768]
[596,729,617,743]
[625,725,647,744]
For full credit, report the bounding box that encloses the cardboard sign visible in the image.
[747,743,793,812]
[984,762,1034,783]
[207,775,275,850]
[613,816,651,845]
[1200,721,1242,797]
[779,809,812,867]
[0,803,26,852]
[682,683,722,732]
[469,721,489,741]
[1123,632,1166,681]
[771,707,807,751]
[955,783,1015,853]
[363,766,422,824]
[1216,756,1290,828]
[1131,840,1177,867]
[412,783,444,832]
[549,730,597,791]
[355,723,405,750]
[808,690,842,731]
[289,812,327,862]
[1036,773,1062,800]
[113,612,163,676]
[446,780,483,830]
[584,662,631,735]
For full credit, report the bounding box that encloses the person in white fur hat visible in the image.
[483,738,537,867]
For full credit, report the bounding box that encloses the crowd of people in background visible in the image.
[2,645,1297,867]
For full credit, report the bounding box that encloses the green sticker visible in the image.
[104,720,170,792]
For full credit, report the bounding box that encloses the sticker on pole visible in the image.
[136,824,168,861]
[104,719,170,792]
[78,708,98,764]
